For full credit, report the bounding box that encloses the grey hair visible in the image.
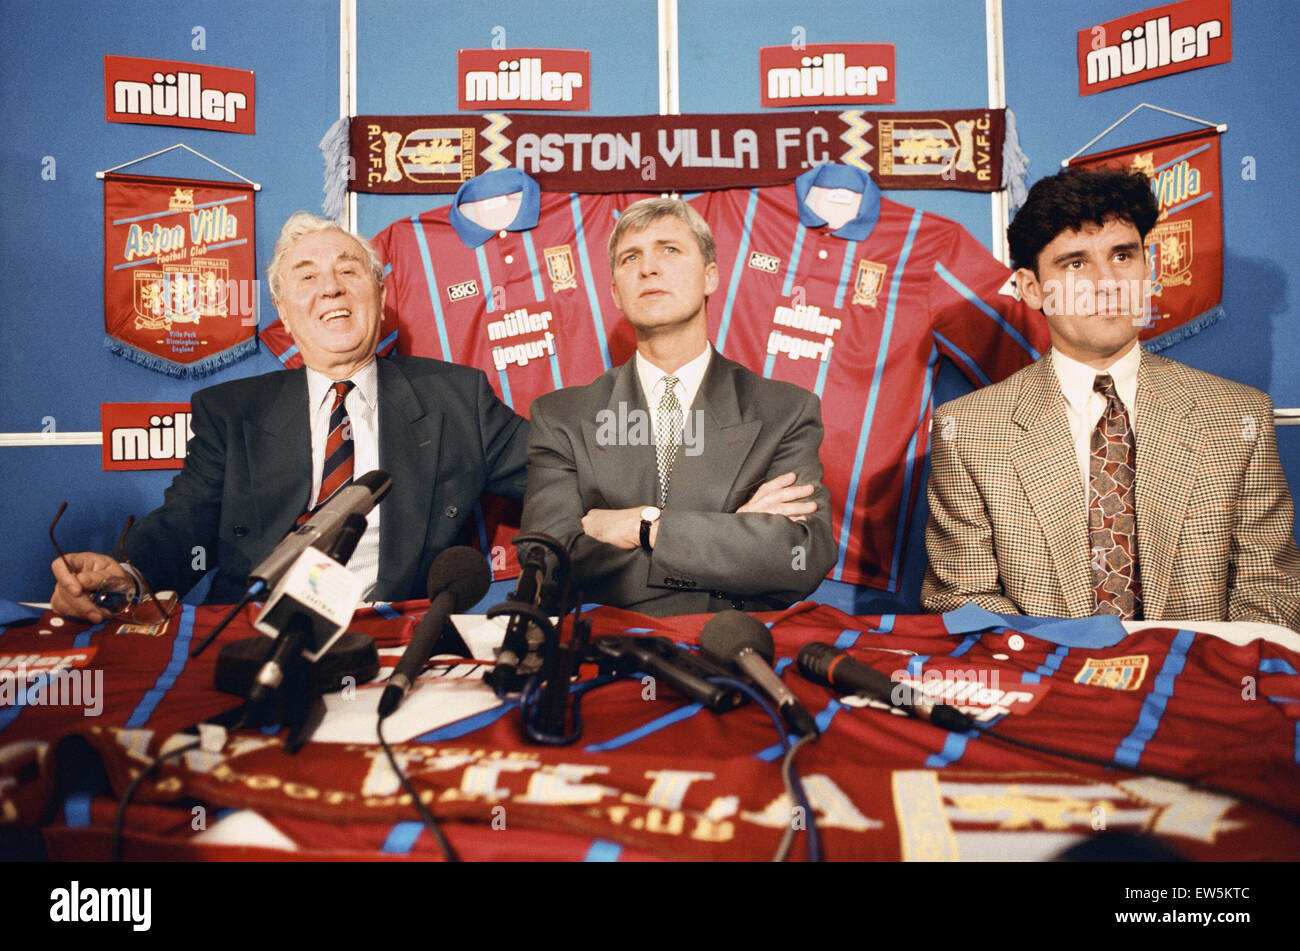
[607,197,717,272]
[266,211,384,300]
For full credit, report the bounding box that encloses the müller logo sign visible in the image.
[105,55,255,133]
[458,48,590,110]
[101,402,193,471]
[759,43,895,107]
[1078,0,1231,95]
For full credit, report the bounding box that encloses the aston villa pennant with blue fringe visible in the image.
[103,173,257,376]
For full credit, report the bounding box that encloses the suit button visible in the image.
[444,505,459,518]
[233,526,249,537]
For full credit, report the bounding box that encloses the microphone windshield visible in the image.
[699,609,775,666]
[426,546,493,613]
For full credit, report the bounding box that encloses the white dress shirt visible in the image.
[635,344,711,440]
[305,359,381,597]
[1051,342,1141,505]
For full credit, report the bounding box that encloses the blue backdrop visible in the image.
[1,0,1294,613]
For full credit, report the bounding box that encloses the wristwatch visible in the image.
[639,505,661,551]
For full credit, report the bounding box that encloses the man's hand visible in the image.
[581,507,648,550]
[581,475,815,552]
[737,472,816,521]
[50,552,133,622]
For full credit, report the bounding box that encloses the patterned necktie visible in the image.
[655,374,684,506]
[307,380,356,517]
[1088,373,1142,619]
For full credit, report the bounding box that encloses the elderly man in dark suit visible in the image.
[521,198,836,616]
[51,212,528,619]
[922,167,1300,630]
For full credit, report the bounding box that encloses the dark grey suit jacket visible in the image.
[522,349,836,616]
[123,355,528,604]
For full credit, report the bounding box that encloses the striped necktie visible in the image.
[305,380,356,519]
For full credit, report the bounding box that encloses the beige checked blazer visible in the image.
[921,349,1300,631]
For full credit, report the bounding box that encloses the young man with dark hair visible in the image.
[922,167,1300,630]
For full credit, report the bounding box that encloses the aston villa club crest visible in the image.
[544,244,577,291]
[375,126,477,186]
[852,259,888,307]
[133,260,230,330]
[1074,654,1149,691]
[1147,219,1194,294]
[878,117,981,179]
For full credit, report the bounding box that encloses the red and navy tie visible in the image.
[1088,373,1142,619]
[301,380,355,522]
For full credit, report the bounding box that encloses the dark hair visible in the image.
[1007,167,1159,273]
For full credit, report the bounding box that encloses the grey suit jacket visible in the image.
[123,355,528,604]
[522,349,836,616]
[922,349,1300,630]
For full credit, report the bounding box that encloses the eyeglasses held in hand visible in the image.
[49,502,177,624]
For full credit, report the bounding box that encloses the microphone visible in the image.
[700,610,819,737]
[796,642,973,732]
[248,469,392,590]
[246,513,371,711]
[378,546,492,719]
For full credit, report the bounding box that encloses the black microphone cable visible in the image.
[110,703,253,862]
[375,715,458,862]
[706,675,822,862]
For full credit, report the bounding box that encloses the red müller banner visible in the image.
[759,43,895,106]
[1069,127,1224,350]
[1078,0,1231,96]
[458,48,590,110]
[101,403,192,471]
[105,55,255,133]
[102,173,257,376]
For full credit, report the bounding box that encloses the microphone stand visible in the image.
[484,533,570,695]
[532,603,593,741]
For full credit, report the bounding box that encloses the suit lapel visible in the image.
[581,360,658,508]
[376,359,443,593]
[244,369,312,539]
[1133,353,1202,618]
[667,353,760,513]
[1010,357,1095,616]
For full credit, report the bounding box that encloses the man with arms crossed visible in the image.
[522,198,836,616]
[52,212,528,619]
[922,168,1300,630]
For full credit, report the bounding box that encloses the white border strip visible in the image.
[0,432,102,447]
[986,0,1010,263]
[342,0,358,230]
[658,0,679,115]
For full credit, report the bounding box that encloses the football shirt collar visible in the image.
[794,162,882,241]
[449,168,542,248]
